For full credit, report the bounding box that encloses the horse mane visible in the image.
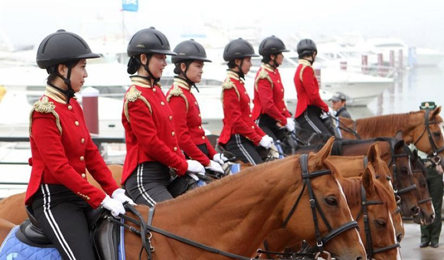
[162,155,302,206]
[355,112,419,136]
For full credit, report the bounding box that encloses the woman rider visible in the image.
[166,39,225,175]
[27,29,133,260]
[218,38,273,165]
[294,38,336,136]
[253,35,295,144]
[121,27,205,206]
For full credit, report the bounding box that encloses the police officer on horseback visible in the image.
[121,28,205,206]
[218,38,273,165]
[252,35,295,144]
[26,29,133,260]
[166,39,225,176]
[294,39,336,136]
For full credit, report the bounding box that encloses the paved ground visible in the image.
[400,220,443,260]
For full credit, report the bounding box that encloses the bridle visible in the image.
[281,154,359,254]
[413,109,444,165]
[355,185,400,259]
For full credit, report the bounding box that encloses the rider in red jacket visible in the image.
[253,35,294,144]
[122,28,205,206]
[294,39,336,136]
[166,39,224,174]
[219,38,273,165]
[27,29,133,260]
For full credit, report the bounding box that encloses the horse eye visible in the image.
[324,196,338,206]
[400,167,408,173]
[374,219,387,227]
[433,132,441,138]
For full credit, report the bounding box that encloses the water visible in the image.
[351,65,444,119]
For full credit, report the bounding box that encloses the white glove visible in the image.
[187,160,205,175]
[101,195,126,218]
[206,160,224,173]
[112,188,136,205]
[259,135,273,149]
[320,111,329,119]
[213,153,228,165]
[285,117,295,132]
[328,107,336,116]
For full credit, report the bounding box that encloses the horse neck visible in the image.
[355,113,418,139]
[151,157,303,257]
[328,156,365,178]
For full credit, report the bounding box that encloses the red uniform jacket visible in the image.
[219,70,266,145]
[25,87,119,208]
[294,59,328,118]
[166,78,217,166]
[121,77,188,184]
[252,64,291,124]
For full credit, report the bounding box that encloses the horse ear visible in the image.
[362,165,375,196]
[431,106,442,119]
[367,142,379,163]
[394,139,405,152]
[412,149,419,162]
[394,130,403,141]
[311,136,335,163]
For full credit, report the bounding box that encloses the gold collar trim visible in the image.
[298,59,312,67]
[173,77,191,91]
[45,86,67,104]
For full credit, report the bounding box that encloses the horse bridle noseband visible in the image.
[355,185,400,259]
[413,109,444,165]
[281,154,359,254]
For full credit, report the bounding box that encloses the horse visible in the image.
[338,107,444,171]
[257,143,401,260]
[0,137,366,259]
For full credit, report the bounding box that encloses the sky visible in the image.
[1,0,444,51]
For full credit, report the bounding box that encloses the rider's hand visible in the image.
[206,160,224,173]
[285,117,295,132]
[213,153,228,165]
[328,107,336,116]
[101,195,125,218]
[259,135,273,149]
[112,188,136,205]
[320,111,329,119]
[187,160,205,175]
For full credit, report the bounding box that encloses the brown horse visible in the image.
[258,143,400,260]
[0,138,366,259]
[338,107,444,170]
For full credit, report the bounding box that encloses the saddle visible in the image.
[15,206,120,260]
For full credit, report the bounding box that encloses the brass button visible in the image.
[171,131,175,136]
[198,126,202,129]
[251,126,255,129]
[277,80,280,83]
[195,101,198,105]
[81,173,86,178]
[283,108,286,111]
[153,88,157,92]
[81,138,85,144]
[198,113,201,117]
[202,136,205,140]
[161,101,165,106]
[281,89,284,92]
[245,92,247,94]
[68,105,72,110]
[249,114,252,118]
[169,115,173,120]
[80,156,84,161]
[174,147,178,151]
[75,121,79,126]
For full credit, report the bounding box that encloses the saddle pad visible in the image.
[0,226,61,260]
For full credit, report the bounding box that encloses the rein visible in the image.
[282,154,359,254]
[413,109,444,164]
[331,116,361,140]
[355,185,400,259]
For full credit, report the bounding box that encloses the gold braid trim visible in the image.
[166,85,189,112]
[298,59,312,82]
[29,96,62,136]
[254,69,273,91]
[124,86,152,123]
[221,78,240,104]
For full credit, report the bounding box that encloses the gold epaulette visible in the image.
[298,59,313,82]
[221,78,240,102]
[254,69,273,91]
[124,86,152,123]
[29,96,62,136]
[166,85,189,112]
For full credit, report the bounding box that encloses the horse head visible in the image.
[410,107,444,171]
[408,148,435,225]
[286,137,366,259]
[367,142,405,243]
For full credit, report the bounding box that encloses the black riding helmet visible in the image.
[127,27,176,85]
[36,29,100,102]
[297,39,317,58]
[223,38,259,79]
[172,39,211,91]
[259,35,289,68]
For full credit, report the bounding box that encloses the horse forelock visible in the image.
[356,113,412,137]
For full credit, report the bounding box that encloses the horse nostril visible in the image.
[356,257,363,260]
[411,206,420,216]
[397,233,403,243]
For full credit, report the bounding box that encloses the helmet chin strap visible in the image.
[181,62,199,93]
[47,66,75,103]
[236,59,245,80]
[140,54,160,87]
